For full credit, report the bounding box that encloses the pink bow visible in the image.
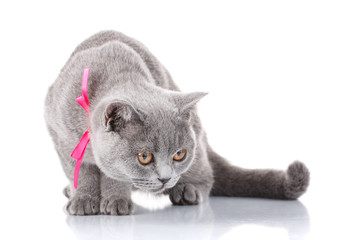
[71,67,91,189]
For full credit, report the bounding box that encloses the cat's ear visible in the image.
[175,92,208,111]
[174,92,208,120]
[103,101,142,132]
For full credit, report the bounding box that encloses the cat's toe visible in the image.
[66,194,100,215]
[284,160,310,199]
[170,183,199,205]
[100,196,134,215]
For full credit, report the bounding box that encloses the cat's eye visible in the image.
[138,152,154,165]
[173,149,186,161]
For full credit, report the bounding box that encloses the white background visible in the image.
[1,1,351,239]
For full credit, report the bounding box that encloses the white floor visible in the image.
[3,185,352,240]
[66,196,310,240]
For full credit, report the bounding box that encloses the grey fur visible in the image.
[45,31,310,216]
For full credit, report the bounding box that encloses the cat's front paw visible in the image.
[100,195,134,215]
[66,194,100,215]
[169,183,200,205]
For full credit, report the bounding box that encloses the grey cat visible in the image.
[45,31,310,216]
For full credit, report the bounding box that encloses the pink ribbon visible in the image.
[71,67,91,189]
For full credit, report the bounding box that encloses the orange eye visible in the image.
[138,152,153,165]
[173,149,186,161]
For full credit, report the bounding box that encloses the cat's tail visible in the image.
[207,147,310,199]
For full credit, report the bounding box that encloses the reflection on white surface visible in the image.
[66,197,310,240]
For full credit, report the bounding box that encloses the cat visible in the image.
[44,30,310,216]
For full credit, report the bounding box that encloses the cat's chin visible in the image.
[149,186,166,194]
[135,185,174,194]
[136,185,166,194]
[148,183,178,194]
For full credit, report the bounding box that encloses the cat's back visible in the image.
[70,30,177,90]
[71,31,148,60]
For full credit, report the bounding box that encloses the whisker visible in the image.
[132,181,155,185]
[131,178,155,183]
[133,183,162,190]
[131,178,150,181]
[133,182,158,186]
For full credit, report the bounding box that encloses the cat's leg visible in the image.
[100,173,133,215]
[64,162,101,215]
[49,126,101,215]
[168,145,214,205]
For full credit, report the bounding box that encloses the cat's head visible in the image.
[90,91,206,193]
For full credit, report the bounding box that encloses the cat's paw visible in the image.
[169,183,200,205]
[66,194,100,215]
[284,161,310,199]
[100,196,134,215]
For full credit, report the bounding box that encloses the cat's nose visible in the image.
[158,178,171,184]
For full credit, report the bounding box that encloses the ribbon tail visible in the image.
[76,95,89,114]
[73,159,83,189]
[71,131,90,189]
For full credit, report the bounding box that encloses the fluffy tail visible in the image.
[208,148,310,200]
